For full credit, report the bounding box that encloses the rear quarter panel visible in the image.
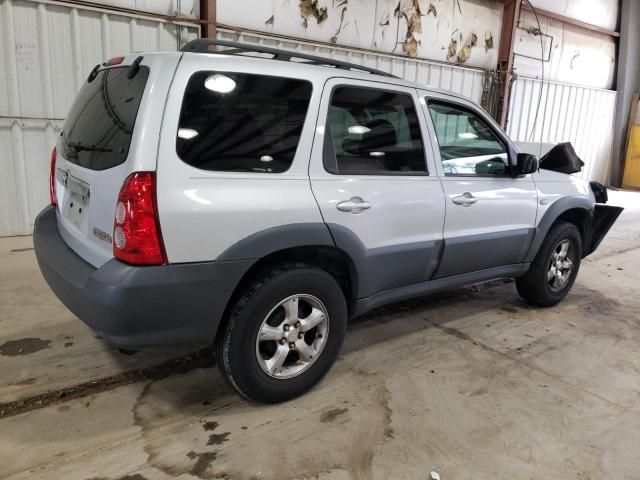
[156,54,326,263]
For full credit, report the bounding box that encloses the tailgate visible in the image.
[53,53,180,267]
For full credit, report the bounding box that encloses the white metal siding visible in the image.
[513,9,617,90]
[0,0,199,236]
[216,28,486,103]
[530,0,619,31]
[507,77,617,184]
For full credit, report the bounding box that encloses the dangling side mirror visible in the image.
[514,153,538,177]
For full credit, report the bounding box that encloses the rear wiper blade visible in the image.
[66,142,113,153]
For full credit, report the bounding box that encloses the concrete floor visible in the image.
[1,190,639,480]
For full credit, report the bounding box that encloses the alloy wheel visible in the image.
[255,294,329,379]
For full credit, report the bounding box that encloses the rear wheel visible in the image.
[516,221,582,307]
[216,264,348,403]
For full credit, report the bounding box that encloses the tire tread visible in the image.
[216,263,346,402]
[516,221,582,307]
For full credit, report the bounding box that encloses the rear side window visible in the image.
[61,66,149,170]
[325,86,426,175]
[176,72,312,173]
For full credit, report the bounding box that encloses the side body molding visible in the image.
[217,223,336,261]
[524,196,594,262]
[327,224,443,299]
[217,222,443,301]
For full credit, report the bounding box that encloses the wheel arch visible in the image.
[524,197,594,262]
[555,208,591,246]
[214,224,360,341]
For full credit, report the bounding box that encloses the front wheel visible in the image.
[516,221,582,307]
[216,264,348,403]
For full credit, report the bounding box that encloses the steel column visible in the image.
[496,0,521,127]
[200,0,216,38]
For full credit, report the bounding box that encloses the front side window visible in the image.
[325,87,426,174]
[427,101,509,176]
[177,72,312,173]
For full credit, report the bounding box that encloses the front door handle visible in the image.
[337,196,371,214]
[452,192,478,207]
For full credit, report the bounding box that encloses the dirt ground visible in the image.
[1,190,639,480]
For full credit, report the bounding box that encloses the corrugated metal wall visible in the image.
[507,77,617,184]
[216,28,486,104]
[0,0,199,236]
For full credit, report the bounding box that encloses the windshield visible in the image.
[61,65,149,170]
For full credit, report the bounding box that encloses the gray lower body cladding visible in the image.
[33,200,622,349]
[33,206,252,348]
[432,228,534,279]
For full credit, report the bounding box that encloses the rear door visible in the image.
[420,92,538,278]
[53,54,179,267]
[310,78,445,299]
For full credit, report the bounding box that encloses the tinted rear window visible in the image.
[61,66,149,170]
[176,72,312,173]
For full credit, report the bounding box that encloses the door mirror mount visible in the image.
[514,153,538,177]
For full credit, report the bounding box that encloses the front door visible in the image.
[421,94,539,278]
[309,79,445,299]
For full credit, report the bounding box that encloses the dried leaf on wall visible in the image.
[300,0,328,28]
[485,32,494,52]
[403,33,418,56]
[457,45,471,63]
[447,37,457,60]
[395,0,423,57]
[454,33,478,63]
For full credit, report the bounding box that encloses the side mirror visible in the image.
[515,153,538,177]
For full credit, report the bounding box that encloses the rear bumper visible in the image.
[33,206,253,348]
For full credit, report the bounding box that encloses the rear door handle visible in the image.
[337,197,371,214]
[452,192,477,207]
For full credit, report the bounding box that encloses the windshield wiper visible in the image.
[66,142,113,153]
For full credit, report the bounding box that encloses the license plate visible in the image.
[63,175,90,228]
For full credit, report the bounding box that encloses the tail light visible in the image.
[113,172,167,265]
[49,146,57,205]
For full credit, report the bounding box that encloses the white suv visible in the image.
[34,40,623,403]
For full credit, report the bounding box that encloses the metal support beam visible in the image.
[496,0,521,128]
[612,0,640,186]
[200,0,216,38]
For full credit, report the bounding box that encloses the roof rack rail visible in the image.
[181,39,398,78]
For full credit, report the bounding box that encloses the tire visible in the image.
[516,221,582,307]
[216,263,348,403]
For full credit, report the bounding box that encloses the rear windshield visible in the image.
[176,72,312,173]
[60,66,149,170]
